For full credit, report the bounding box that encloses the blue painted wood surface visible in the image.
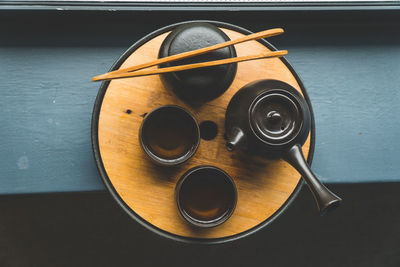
[1,15,399,194]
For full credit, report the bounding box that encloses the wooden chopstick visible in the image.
[93,50,287,82]
[92,28,284,82]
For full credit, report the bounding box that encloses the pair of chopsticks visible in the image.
[92,28,286,82]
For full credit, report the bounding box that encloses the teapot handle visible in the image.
[283,144,342,215]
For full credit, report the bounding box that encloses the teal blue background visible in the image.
[1,13,399,194]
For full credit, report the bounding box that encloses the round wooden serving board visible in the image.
[92,22,314,242]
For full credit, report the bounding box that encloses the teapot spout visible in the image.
[226,127,246,151]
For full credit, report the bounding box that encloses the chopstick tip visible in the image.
[92,75,105,82]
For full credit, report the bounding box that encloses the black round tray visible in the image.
[91,20,315,244]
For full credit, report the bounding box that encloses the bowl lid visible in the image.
[158,22,237,102]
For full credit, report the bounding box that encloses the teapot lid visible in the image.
[249,89,304,146]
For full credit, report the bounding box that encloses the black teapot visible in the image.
[225,79,342,214]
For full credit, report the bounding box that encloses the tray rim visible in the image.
[91,20,316,244]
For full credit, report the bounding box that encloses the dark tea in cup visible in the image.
[175,166,237,228]
[140,105,200,166]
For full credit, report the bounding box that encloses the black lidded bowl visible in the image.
[158,22,237,103]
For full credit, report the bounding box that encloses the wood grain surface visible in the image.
[97,28,310,239]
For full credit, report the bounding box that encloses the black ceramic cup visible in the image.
[175,166,237,228]
[139,105,200,166]
[158,22,237,103]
